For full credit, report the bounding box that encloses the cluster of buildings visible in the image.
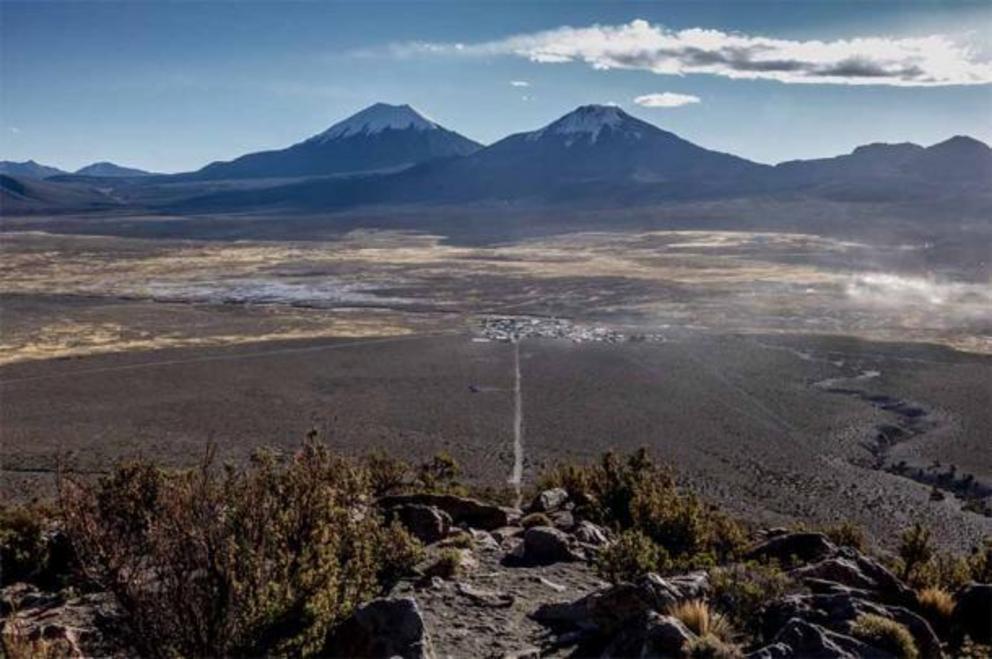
[478,316,653,344]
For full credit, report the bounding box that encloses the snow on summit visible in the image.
[528,104,632,144]
[314,103,439,142]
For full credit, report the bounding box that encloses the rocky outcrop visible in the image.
[323,597,435,659]
[380,493,516,530]
[953,582,991,644]
[748,618,881,658]
[573,520,610,547]
[532,572,708,638]
[746,532,838,565]
[790,548,914,606]
[763,593,942,659]
[388,504,452,544]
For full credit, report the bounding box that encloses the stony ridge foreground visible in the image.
[3,486,990,658]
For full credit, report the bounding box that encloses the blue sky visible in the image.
[2,1,990,173]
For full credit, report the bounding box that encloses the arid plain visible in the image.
[2,224,990,550]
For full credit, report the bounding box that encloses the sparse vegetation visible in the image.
[58,440,423,658]
[426,547,466,580]
[0,504,49,586]
[709,561,798,638]
[895,523,935,586]
[850,613,919,659]
[915,587,954,636]
[595,529,670,583]
[820,520,868,552]
[538,449,747,572]
[667,599,735,643]
[439,530,474,549]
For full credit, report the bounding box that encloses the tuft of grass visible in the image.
[850,613,919,659]
[915,587,954,636]
[821,520,868,552]
[438,531,474,550]
[425,547,465,580]
[667,600,735,643]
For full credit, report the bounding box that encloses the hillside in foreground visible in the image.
[2,445,990,658]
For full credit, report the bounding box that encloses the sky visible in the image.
[2,1,991,173]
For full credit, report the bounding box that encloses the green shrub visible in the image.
[709,561,797,638]
[0,505,49,586]
[416,452,467,495]
[896,523,935,586]
[595,529,670,583]
[537,449,747,565]
[363,450,410,497]
[521,512,553,529]
[851,613,919,659]
[59,441,422,658]
[821,520,868,552]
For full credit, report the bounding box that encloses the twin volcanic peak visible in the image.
[190,103,481,181]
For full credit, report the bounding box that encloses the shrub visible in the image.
[667,600,735,643]
[896,523,935,586]
[967,537,992,583]
[595,529,670,583]
[521,513,553,529]
[821,520,868,552]
[59,441,422,658]
[684,633,744,659]
[537,449,747,565]
[364,450,410,497]
[1,618,74,659]
[0,505,48,586]
[851,613,919,659]
[416,452,466,495]
[915,587,954,637]
[709,561,798,638]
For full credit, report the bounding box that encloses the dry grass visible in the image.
[851,613,919,659]
[915,587,954,635]
[667,600,735,643]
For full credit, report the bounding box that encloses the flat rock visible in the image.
[530,488,569,513]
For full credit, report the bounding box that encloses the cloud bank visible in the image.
[387,19,992,87]
[634,92,701,107]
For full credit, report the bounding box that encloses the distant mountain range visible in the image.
[2,103,990,216]
[0,160,155,179]
[184,103,481,181]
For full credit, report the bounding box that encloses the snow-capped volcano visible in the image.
[188,103,480,181]
[311,103,439,142]
[527,104,634,144]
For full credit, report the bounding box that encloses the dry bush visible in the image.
[851,613,919,659]
[521,512,553,529]
[896,523,936,586]
[59,441,422,658]
[915,587,954,636]
[537,449,747,566]
[438,531,474,549]
[709,561,798,639]
[416,451,467,495]
[967,537,992,583]
[595,529,670,583]
[667,599,735,643]
[363,450,410,497]
[1,619,75,659]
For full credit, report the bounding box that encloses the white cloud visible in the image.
[8,126,21,134]
[510,80,531,87]
[634,92,701,107]
[386,19,992,87]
